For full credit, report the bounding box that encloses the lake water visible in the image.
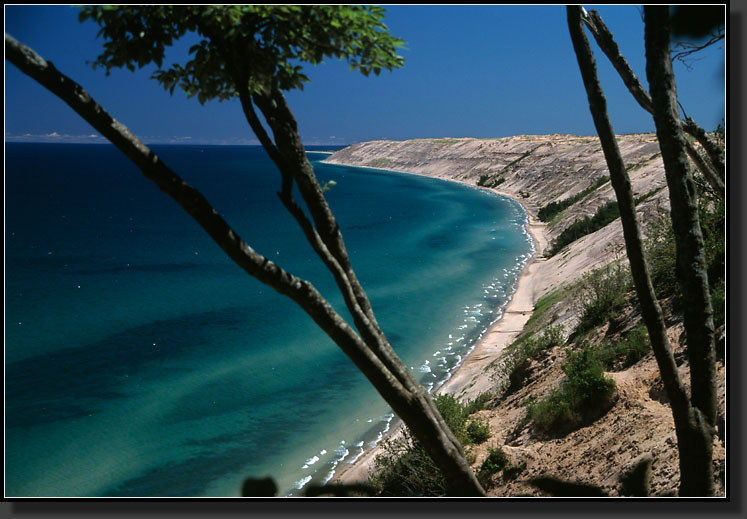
[5,143,532,496]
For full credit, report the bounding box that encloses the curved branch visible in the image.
[566,8,690,416]
[5,32,485,496]
[4,32,408,395]
[582,9,725,197]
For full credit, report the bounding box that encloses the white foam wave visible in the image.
[294,475,312,490]
[301,455,320,469]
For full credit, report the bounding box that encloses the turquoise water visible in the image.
[5,143,533,496]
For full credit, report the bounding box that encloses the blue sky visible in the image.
[5,5,726,145]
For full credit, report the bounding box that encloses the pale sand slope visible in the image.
[330,176,552,486]
[323,135,670,486]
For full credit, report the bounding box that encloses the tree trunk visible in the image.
[5,33,485,497]
[566,6,716,496]
[248,85,484,496]
[643,8,717,496]
[582,9,725,199]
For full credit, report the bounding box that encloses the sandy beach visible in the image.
[325,163,552,486]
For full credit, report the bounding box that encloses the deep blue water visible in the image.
[5,143,533,496]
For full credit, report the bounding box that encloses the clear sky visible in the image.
[4,5,726,146]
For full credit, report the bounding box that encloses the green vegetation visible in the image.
[526,345,616,437]
[523,287,569,331]
[547,200,620,256]
[546,181,668,258]
[477,146,540,188]
[643,210,678,299]
[634,186,665,204]
[538,175,610,222]
[699,196,726,329]
[573,263,631,337]
[463,391,493,415]
[364,158,393,169]
[502,147,537,173]
[466,418,491,444]
[643,194,724,331]
[476,447,509,484]
[477,174,505,188]
[596,323,651,370]
[499,325,565,393]
[626,152,661,172]
[370,392,492,496]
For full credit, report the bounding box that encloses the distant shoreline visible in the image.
[321,158,551,486]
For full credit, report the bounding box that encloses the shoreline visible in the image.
[321,159,551,486]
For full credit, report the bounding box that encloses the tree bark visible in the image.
[582,9,725,199]
[5,33,485,496]
[567,6,716,496]
[247,85,485,495]
[644,0,718,446]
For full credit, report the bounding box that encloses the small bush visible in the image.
[432,394,469,445]
[466,419,491,444]
[464,392,493,415]
[573,263,631,336]
[501,325,565,393]
[477,447,510,483]
[369,392,496,496]
[370,431,446,496]
[644,210,678,298]
[597,324,650,370]
[562,346,617,408]
[527,346,616,437]
[527,390,577,433]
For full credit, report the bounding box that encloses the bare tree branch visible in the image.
[582,9,725,199]
[672,32,724,69]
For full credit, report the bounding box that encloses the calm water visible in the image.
[5,143,533,496]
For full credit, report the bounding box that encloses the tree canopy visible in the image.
[79,5,406,104]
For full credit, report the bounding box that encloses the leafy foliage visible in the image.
[538,175,610,222]
[463,392,493,415]
[633,186,665,204]
[369,393,492,496]
[527,345,616,437]
[370,427,447,496]
[497,325,565,394]
[476,174,505,188]
[79,5,405,102]
[466,418,491,444]
[547,199,620,256]
[476,447,509,483]
[573,262,631,337]
[596,323,651,370]
[643,210,678,298]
